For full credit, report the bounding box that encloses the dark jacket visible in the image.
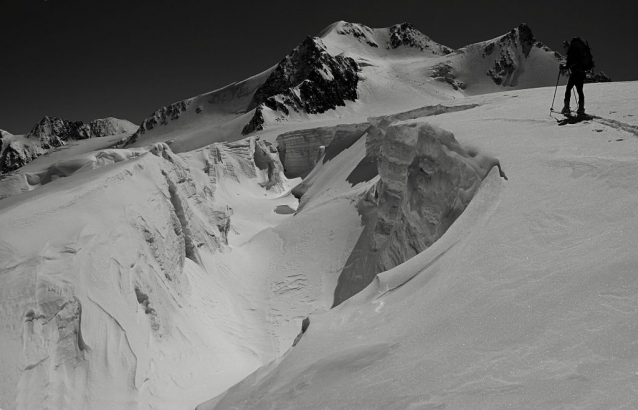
[565,38,591,73]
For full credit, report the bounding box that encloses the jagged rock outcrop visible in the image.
[126,100,193,145]
[431,24,561,90]
[85,117,138,137]
[276,123,369,178]
[0,135,44,175]
[242,37,360,135]
[333,120,506,306]
[585,71,612,83]
[334,22,379,48]
[0,117,137,175]
[484,24,549,86]
[25,116,89,148]
[387,22,453,54]
[430,62,466,90]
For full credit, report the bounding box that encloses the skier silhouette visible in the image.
[560,38,593,116]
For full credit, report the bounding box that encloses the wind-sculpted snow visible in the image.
[0,144,161,200]
[333,120,506,305]
[242,37,360,135]
[195,83,638,410]
[198,136,286,193]
[0,134,299,409]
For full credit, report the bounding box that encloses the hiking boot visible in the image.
[561,105,571,115]
[576,108,585,116]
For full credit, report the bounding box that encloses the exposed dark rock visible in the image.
[387,22,453,55]
[242,37,360,135]
[241,106,266,135]
[585,71,612,83]
[483,42,495,57]
[26,116,89,149]
[292,317,310,347]
[126,99,193,145]
[485,24,544,87]
[335,22,379,48]
[0,142,35,174]
[430,63,466,90]
[0,117,135,174]
[516,23,535,57]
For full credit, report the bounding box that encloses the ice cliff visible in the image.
[276,123,369,178]
[331,119,506,305]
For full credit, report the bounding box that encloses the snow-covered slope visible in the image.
[0,137,298,410]
[431,23,564,94]
[125,22,562,154]
[2,19,636,410]
[198,82,638,410]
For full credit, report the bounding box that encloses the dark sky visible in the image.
[1,0,636,134]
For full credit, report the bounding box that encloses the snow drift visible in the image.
[196,82,638,410]
[333,119,506,305]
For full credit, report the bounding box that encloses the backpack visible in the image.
[570,37,595,71]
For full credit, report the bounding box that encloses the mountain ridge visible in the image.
[0,116,138,175]
[123,21,561,152]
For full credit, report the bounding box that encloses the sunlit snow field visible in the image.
[0,20,637,410]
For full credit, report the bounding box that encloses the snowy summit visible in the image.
[0,21,637,410]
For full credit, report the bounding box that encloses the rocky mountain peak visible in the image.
[488,23,536,58]
[480,23,557,86]
[388,22,453,54]
[27,116,88,149]
[242,36,360,134]
[1,116,137,175]
[87,117,138,138]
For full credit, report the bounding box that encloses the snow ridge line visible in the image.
[369,103,480,124]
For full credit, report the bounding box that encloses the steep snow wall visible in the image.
[0,133,291,410]
[333,119,506,306]
[276,123,369,178]
[198,136,286,193]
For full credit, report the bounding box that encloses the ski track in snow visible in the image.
[589,115,638,137]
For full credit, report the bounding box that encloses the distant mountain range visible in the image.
[0,116,137,174]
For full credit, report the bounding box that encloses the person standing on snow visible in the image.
[560,38,594,116]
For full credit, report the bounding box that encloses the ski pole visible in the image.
[550,69,561,113]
